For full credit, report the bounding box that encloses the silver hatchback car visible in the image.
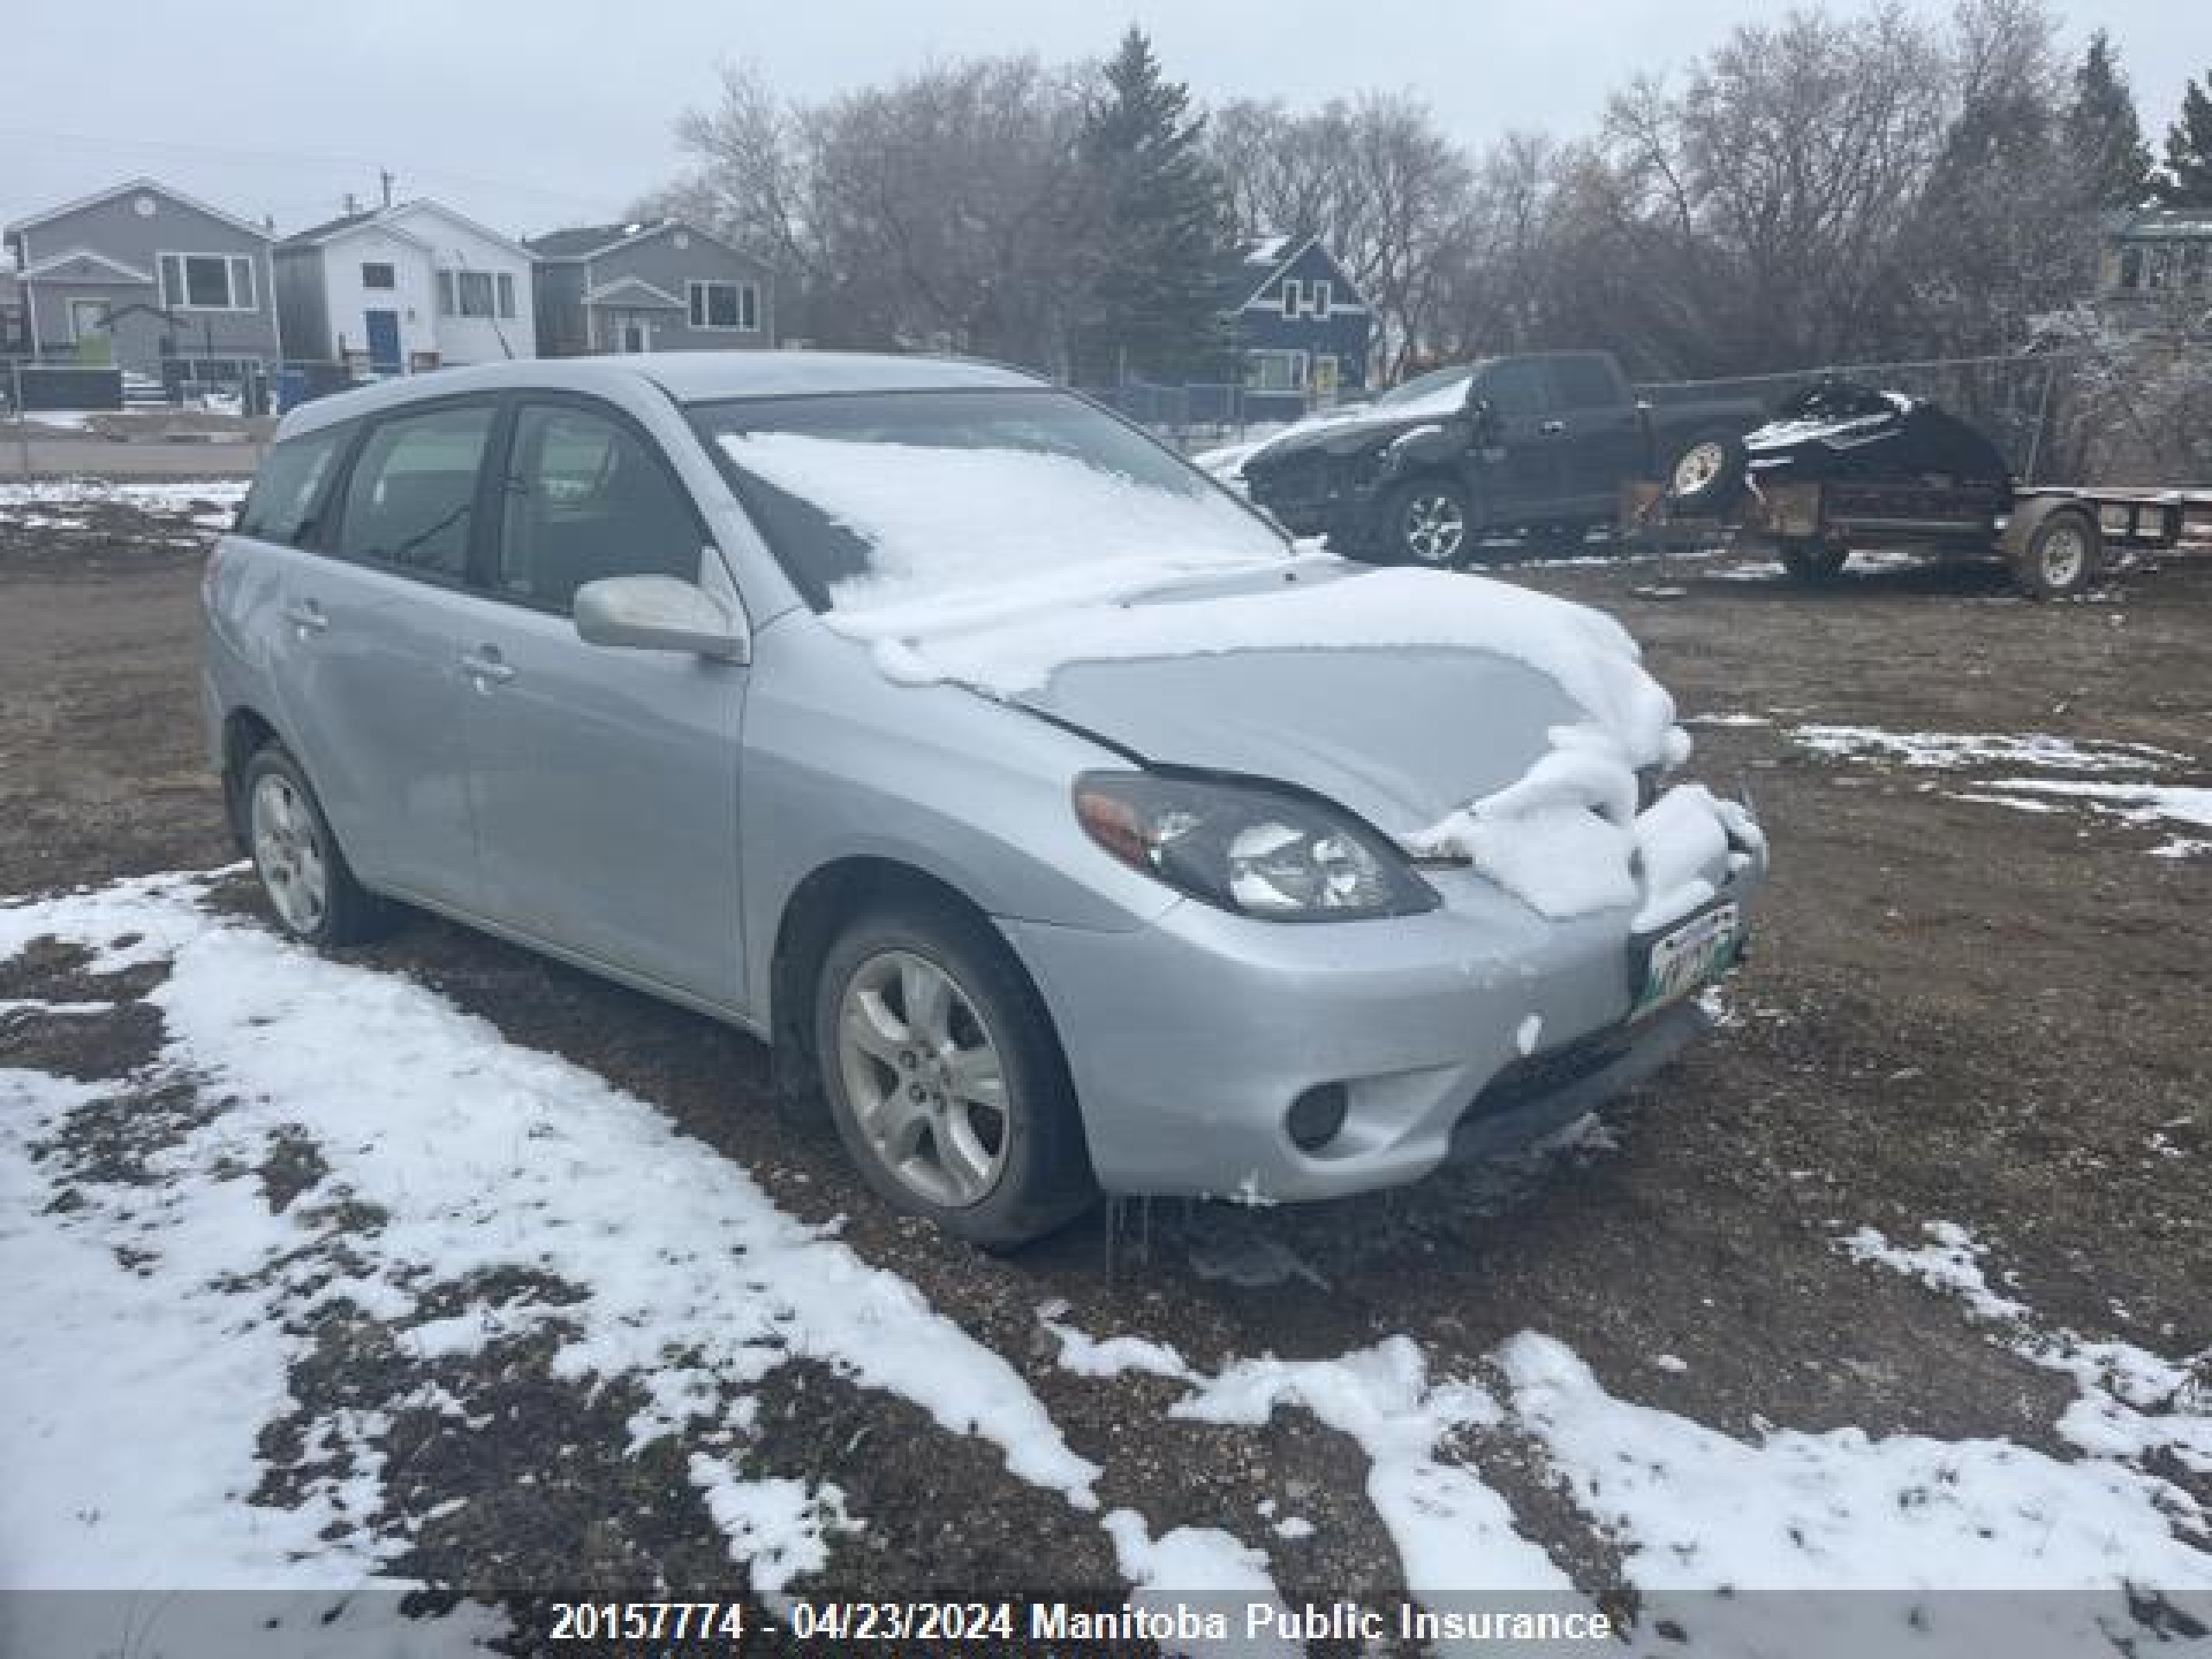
[203,353,1764,1245]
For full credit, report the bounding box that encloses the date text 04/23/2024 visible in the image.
[546,1599,1621,1647]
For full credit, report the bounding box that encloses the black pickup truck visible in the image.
[1239,351,1763,565]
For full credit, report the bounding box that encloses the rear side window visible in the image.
[1547,356,1619,410]
[496,403,702,612]
[334,403,495,582]
[238,426,347,547]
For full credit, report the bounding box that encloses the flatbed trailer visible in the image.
[1624,479,2209,598]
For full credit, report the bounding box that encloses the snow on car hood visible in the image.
[828,557,1756,924]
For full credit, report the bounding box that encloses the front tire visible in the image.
[1377,476,1475,568]
[814,901,1096,1248]
[242,744,394,945]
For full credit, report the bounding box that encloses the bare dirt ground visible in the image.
[3,499,2207,1653]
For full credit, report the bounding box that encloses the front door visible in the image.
[68,299,114,363]
[457,397,747,1006]
[620,316,650,353]
[363,308,402,375]
[1464,357,1563,525]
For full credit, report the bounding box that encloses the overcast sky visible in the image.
[4,0,2201,238]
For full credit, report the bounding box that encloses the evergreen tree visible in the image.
[2065,31,2152,208]
[1077,28,1229,380]
[2158,72,2212,208]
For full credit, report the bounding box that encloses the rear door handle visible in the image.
[460,647,515,686]
[283,600,328,635]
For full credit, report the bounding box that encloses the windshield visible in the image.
[1375,365,1474,409]
[693,388,1289,613]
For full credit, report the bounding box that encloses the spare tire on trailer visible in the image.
[2004,497,2102,600]
[1665,430,1747,515]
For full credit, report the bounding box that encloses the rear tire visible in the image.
[814,899,1096,1249]
[2013,508,2101,600]
[241,744,396,946]
[1779,538,1848,583]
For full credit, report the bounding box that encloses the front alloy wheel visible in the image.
[836,949,1009,1209]
[1388,480,1471,567]
[814,902,1095,1247]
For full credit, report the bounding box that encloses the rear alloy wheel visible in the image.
[241,745,393,945]
[816,903,1095,1248]
[1779,537,1849,583]
[1382,478,1473,568]
[2015,510,2100,600]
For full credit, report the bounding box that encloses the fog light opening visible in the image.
[1286,1083,1350,1154]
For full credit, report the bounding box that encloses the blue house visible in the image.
[1212,234,1371,405]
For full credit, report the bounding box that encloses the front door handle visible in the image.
[460,647,515,686]
[283,600,328,635]
[1539,419,1568,436]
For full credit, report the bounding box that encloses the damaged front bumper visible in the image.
[998,839,1764,1204]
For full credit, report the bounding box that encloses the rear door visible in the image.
[269,397,495,909]
[1464,357,1563,525]
[454,395,748,1006]
[1544,353,1644,515]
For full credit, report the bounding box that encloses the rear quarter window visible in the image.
[237,425,349,547]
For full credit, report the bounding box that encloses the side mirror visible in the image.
[574,575,748,664]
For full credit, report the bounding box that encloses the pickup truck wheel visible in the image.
[1778,538,1848,583]
[1380,477,1473,568]
[1666,432,1746,514]
[816,901,1096,1249]
[2013,508,2101,599]
[242,745,395,946]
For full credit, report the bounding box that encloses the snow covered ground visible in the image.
[0,476,248,532]
[5,872,2209,1656]
[1791,722,2211,857]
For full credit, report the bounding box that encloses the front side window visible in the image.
[688,280,756,330]
[1478,359,1550,421]
[160,252,256,311]
[695,387,1287,613]
[238,424,348,546]
[334,403,494,582]
[497,404,700,612]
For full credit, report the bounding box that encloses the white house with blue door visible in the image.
[274,199,537,374]
[1212,234,1371,403]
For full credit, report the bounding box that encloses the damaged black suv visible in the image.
[1239,351,1761,566]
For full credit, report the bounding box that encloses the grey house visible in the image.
[525,219,773,356]
[2,177,281,382]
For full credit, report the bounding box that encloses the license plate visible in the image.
[1633,903,1741,1019]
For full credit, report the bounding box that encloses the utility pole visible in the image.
[379,169,394,209]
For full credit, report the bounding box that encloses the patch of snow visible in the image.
[1684,713,1772,728]
[688,1461,853,1609]
[0,876,1105,1606]
[1971,778,2212,836]
[1176,1338,1582,1600]
[1101,1510,1294,1657]
[0,478,249,515]
[1515,1014,1543,1056]
[1040,1306,1193,1381]
[1790,726,2181,774]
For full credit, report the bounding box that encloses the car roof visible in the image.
[275,351,1049,439]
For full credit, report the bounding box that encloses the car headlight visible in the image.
[1073,772,1439,921]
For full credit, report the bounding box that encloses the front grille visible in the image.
[1459,1026,1632,1125]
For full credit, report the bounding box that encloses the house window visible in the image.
[158,252,257,312]
[1309,280,1332,319]
[1245,349,1307,392]
[688,279,758,331]
[2117,245,2143,290]
[496,272,516,319]
[438,270,500,318]
[1280,278,1304,320]
[361,262,397,289]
